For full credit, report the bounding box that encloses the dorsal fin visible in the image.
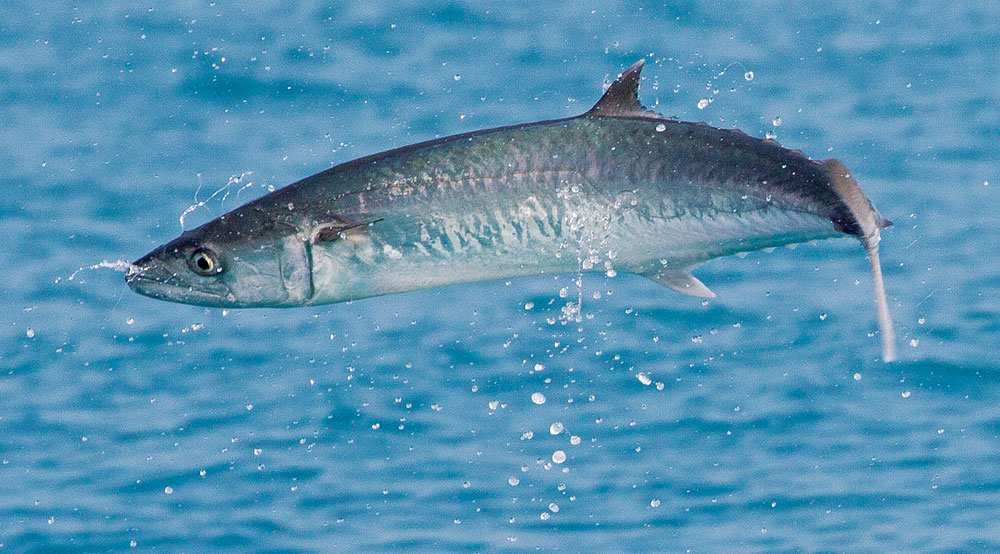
[586,59,666,120]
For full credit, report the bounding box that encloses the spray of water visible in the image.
[864,238,897,363]
[179,172,254,230]
[57,259,143,284]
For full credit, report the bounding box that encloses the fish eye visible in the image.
[189,248,222,276]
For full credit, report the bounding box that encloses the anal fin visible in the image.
[644,269,716,298]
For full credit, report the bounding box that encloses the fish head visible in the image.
[127,211,314,308]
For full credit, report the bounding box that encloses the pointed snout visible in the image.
[125,249,234,307]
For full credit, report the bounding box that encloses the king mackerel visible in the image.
[128,59,897,361]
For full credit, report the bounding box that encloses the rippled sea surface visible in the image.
[3,2,999,552]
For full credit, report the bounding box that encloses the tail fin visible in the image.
[822,159,897,362]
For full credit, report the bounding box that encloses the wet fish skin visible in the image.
[128,59,896,359]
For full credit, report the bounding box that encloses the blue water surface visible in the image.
[2,1,999,552]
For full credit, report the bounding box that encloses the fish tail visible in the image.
[821,158,897,362]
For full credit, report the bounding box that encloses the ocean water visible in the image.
[2,1,999,552]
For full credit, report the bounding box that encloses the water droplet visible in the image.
[164,486,174,494]
[524,302,534,310]
[636,373,652,386]
[453,74,461,81]
[655,123,666,132]
[697,98,710,110]
[531,392,546,405]
[570,435,581,445]
[901,390,911,398]
[540,512,551,521]
[650,498,661,507]
[548,503,560,513]
[508,476,519,486]
[549,422,564,435]
[552,450,566,464]
[853,372,862,381]
[909,338,919,347]
[744,71,754,81]
[26,328,34,338]
[772,117,782,127]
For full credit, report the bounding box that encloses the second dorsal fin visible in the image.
[586,59,666,120]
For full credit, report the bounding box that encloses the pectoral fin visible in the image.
[312,218,383,243]
[644,269,716,298]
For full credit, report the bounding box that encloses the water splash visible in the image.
[179,171,254,230]
[57,259,142,284]
[695,61,753,112]
[864,238,897,362]
[555,182,626,324]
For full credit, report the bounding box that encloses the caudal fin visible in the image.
[822,159,897,362]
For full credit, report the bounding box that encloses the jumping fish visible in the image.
[128,60,897,361]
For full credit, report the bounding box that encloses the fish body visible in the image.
[128,60,897,360]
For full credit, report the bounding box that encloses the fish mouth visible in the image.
[125,262,235,307]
